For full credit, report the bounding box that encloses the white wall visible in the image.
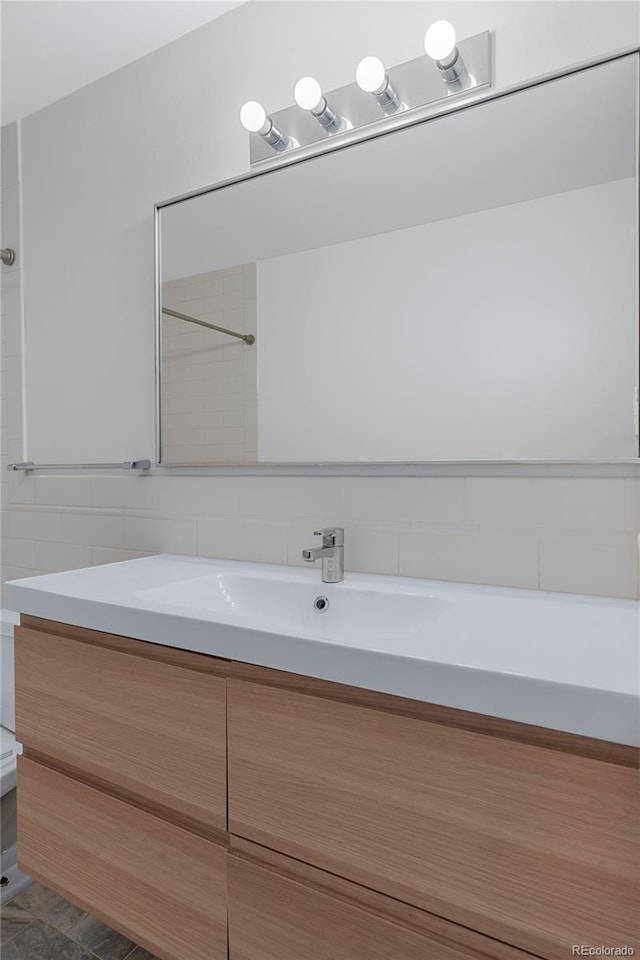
[258,179,638,461]
[2,1,639,603]
[19,1,640,460]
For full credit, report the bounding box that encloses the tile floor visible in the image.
[1,881,159,960]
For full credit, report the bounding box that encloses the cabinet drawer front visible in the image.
[15,624,226,831]
[228,852,526,960]
[18,758,227,960]
[228,678,640,960]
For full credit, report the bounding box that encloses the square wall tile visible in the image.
[198,518,288,564]
[8,472,34,504]
[91,547,152,566]
[123,517,197,555]
[399,530,539,589]
[156,477,241,519]
[237,477,340,519]
[62,513,124,548]
[3,565,46,585]
[35,541,94,572]
[90,476,157,511]
[539,537,639,599]
[2,538,35,568]
[343,525,400,576]
[340,478,465,524]
[465,478,633,533]
[33,476,92,507]
[8,509,62,542]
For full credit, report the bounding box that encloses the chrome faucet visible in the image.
[302,527,344,583]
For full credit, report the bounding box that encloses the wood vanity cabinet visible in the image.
[18,758,227,960]
[227,839,532,960]
[14,616,640,960]
[227,664,640,960]
[15,616,230,960]
[15,616,227,833]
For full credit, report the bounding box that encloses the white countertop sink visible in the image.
[5,554,639,746]
[138,568,446,644]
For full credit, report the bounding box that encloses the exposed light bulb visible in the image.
[355,56,387,96]
[239,100,290,152]
[239,100,268,134]
[355,55,402,115]
[294,76,325,112]
[423,20,470,91]
[424,20,457,63]
[294,75,345,133]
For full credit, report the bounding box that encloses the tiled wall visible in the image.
[1,122,26,599]
[1,119,639,603]
[3,471,640,599]
[161,265,257,464]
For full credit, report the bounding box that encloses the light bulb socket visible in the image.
[260,118,289,152]
[310,96,343,133]
[434,47,470,90]
[371,77,402,115]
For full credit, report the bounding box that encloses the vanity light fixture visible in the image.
[355,56,402,114]
[239,100,289,152]
[242,27,491,164]
[424,20,470,90]
[294,76,344,133]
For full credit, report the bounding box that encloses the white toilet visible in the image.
[1,609,31,904]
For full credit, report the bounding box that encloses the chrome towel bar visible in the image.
[6,460,151,472]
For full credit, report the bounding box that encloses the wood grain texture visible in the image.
[231,660,638,766]
[21,748,228,845]
[228,852,534,960]
[227,678,640,960]
[18,758,227,960]
[230,837,532,960]
[21,616,230,676]
[16,625,227,831]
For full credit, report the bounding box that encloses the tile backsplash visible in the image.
[2,472,639,600]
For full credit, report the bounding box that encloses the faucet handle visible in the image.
[314,527,344,547]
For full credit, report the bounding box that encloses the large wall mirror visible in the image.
[157,55,639,465]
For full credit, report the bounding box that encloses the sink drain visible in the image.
[313,596,329,613]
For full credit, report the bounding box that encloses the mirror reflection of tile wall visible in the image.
[161,264,257,464]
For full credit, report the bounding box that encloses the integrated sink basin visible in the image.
[138,569,445,644]
[5,553,639,745]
